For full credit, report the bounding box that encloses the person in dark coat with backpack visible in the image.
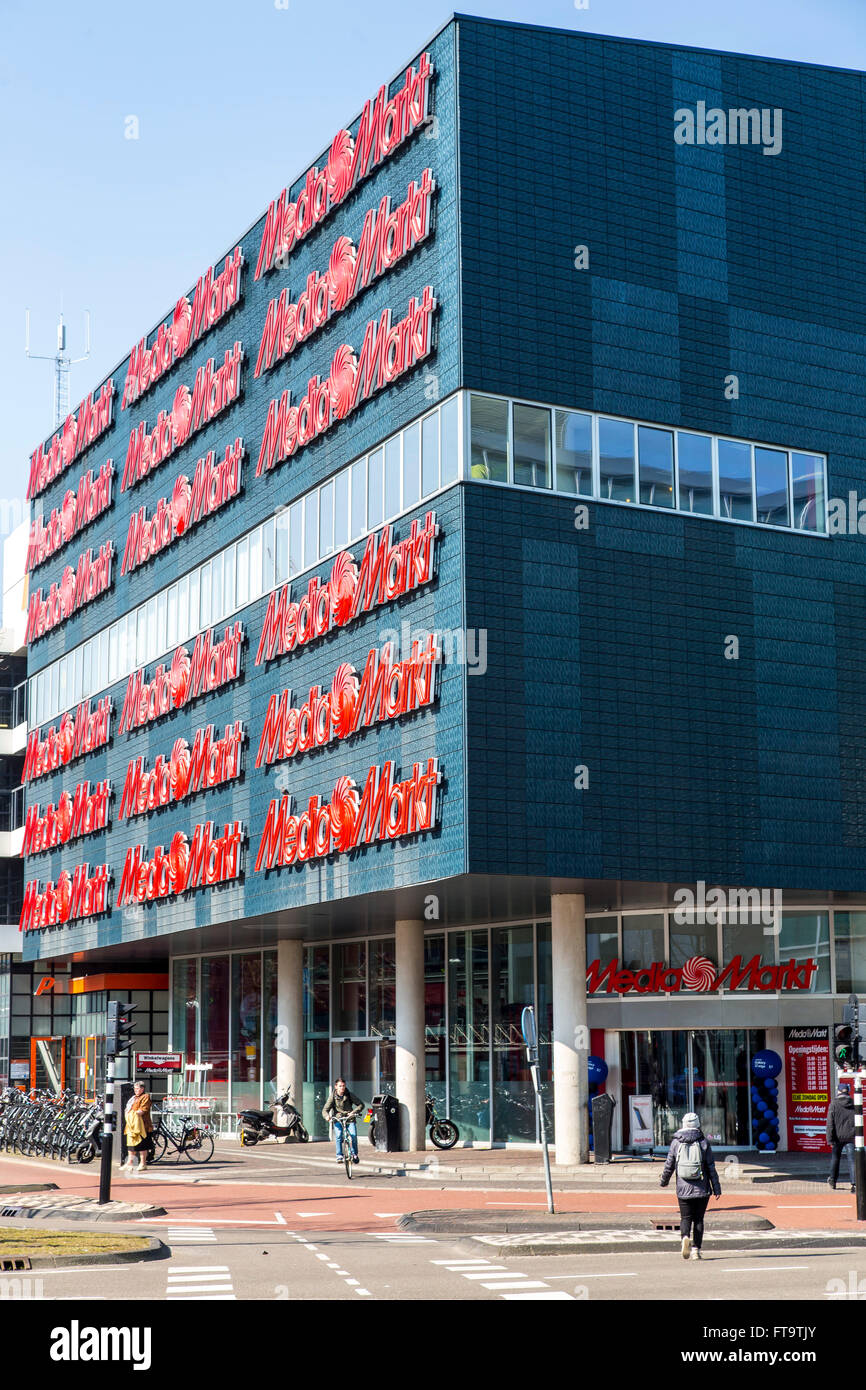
[826,1083,856,1192]
[659,1111,722,1261]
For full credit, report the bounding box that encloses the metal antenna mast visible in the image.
[25,309,92,428]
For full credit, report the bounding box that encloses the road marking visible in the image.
[167,1227,217,1243]
[485,1201,549,1207]
[431,1257,575,1301]
[373,1212,405,1217]
[33,1265,141,1276]
[370,1232,436,1244]
[154,1217,287,1226]
[167,1264,235,1300]
[356,1289,372,1296]
[502,1291,575,1300]
[298,1211,333,1217]
[274,1212,287,1224]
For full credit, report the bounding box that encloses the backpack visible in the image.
[676,1138,705,1182]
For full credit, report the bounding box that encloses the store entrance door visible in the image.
[331,1040,377,1104]
[621,1029,763,1148]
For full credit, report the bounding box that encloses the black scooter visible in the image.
[237,1087,309,1145]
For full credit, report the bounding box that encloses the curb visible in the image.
[0,1184,57,1195]
[398,1210,775,1234]
[0,1237,168,1271]
[0,1201,167,1223]
[473,1232,866,1256]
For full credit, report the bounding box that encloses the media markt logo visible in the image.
[586,953,818,995]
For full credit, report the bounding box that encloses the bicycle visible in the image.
[151,1113,215,1164]
[329,1113,362,1179]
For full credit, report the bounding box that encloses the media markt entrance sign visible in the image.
[587,954,818,994]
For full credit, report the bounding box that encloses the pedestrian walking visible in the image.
[120,1081,154,1175]
[659,1111,722,1261]
[826,1082,856,1193]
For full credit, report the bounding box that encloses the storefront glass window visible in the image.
[333,943,366,1035]
[384,437,401,518]
[232,954,262,1114]
[200,957,229,1110]
[441,394,459,486]
[171,959,198,1074]
[368,448,384,530]
[263,951,278,1101]
[622,914,665,983]
[424,935,446,1112]
[304,946,330,1035]
[448,930,490,1143]
[491,925,535,1142]
[421,410,439,497]
[722,921,772,989]
[305,1038,331,1140]
[778,912,830,992]
[587,917,618,970]
[834,912,866,994]
[691,1029,752,1146]
[536,922,554,1140]
[403,421,421,507]
[669,918,718,969]
[319,481,334,558]
[470,395,508,481]
[369,939,396,1040]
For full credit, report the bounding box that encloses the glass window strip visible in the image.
[29,389,828,727]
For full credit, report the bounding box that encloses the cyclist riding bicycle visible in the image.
[322,1078,365,1165]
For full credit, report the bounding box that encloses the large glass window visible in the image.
[333,943,366,1035]
[470,394,508,481]
[200,956,229,1108]
[334,469,350,551]
[513,404,551,490]
[289,501,303,577]
[263,951,278,1101]
[403,421,421,507]
[834,912,866,994]
[441,394,459,486]
[171,959,198,1062]
[384,437,401,519]
[319,480,334,558]
[677,432,713,514]
[448,930,489,1143]
[779,912,830,993]
[599,417,635,502]
[261,518,276,592]
[718,439,754,520]
[232,953,261,1114]
[792,452,825,532]
[669,917,718,969]
[622,914,665,977]
[424,936,446,1111]
[491,925,535,1142]
[722,920,771,989]
[275,509,289,583]
[351,458,366,539]
[638,425,674,507]
[554,409,592,495]
[421,411,439,497]
[368,448,384,531]
[586,917,618,970]
[304,945,330,1035]
[755,447,790,526]
[249,528,262,602]
[369,939,396,1040]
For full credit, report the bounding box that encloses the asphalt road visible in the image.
[14,1225,866,1303]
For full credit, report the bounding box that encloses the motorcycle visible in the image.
[237,1087,309,1145]
[74,1104,104,1164]
[365,1092,459,1150]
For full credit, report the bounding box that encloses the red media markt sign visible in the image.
[587,954,818,994]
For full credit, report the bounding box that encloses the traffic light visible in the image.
[106,999,138,1057]
[834,1023,854,1068]
[844,996,862,1069]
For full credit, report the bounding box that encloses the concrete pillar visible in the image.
[277,938,304,1117]
[395,919,426,1151]
[552,892,589,1165]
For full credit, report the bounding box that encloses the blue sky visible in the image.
[2,0,864,511]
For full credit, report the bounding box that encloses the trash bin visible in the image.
[591,1092,616,1164]
[369,1094,401,1152]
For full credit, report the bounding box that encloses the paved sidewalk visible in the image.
[0,1190,166,1222]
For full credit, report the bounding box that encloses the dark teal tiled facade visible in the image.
[21,16,866,961]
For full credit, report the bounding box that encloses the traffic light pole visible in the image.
[855,1073,866,1223]
[98,1054,116,1206]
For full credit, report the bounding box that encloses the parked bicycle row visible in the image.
[0,1086,215,1165]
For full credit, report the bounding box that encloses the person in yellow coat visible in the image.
[121,1081,154,1175]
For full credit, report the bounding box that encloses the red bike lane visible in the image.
[0,1153,861,1233]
